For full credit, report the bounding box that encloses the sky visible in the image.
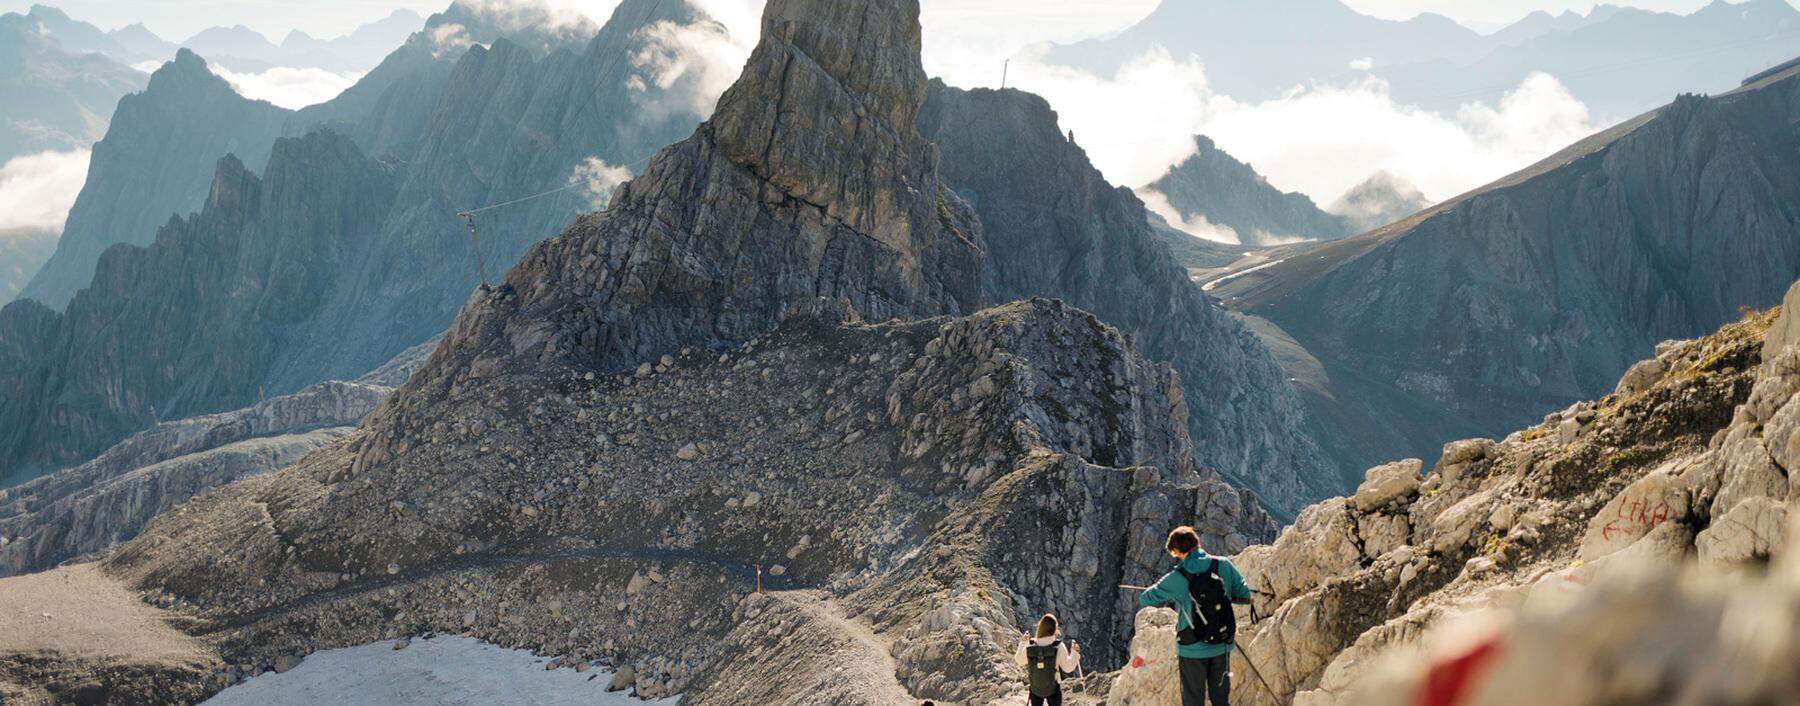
[3,0,1795,244]
[3,0,1784,43]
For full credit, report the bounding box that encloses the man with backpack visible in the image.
[1138,525,1254,706]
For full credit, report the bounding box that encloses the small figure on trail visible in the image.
[1138,525,1253,706]
[1014,613,1082,706]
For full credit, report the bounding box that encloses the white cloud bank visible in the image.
[934,49,1599,210]
[0,149,90,233]
[216,67,364,109]
[625,0,761,122]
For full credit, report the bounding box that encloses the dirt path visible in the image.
[210,544,804,632]
[781,590,916,701]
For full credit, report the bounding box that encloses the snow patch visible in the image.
[204,635,673,705]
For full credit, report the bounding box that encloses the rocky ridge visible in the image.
[918,84,1335,512]
[71,298,1272,704]
[1109,283,1798,704]
[0,340,432,577]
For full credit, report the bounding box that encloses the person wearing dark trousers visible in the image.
[1137,526,1253,706]
[1014,613,1082,706]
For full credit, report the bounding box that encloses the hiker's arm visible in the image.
[1226,562,1253,604]
[1013,635,1029,668]
[1138,571,1177,607]
[1058,642,1080,672]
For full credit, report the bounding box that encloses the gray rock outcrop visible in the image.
[1108,297,1796,705]
[918,84,1334,512]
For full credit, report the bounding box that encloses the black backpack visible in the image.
[1175,559,1236,646]
[1025,640,1063,696]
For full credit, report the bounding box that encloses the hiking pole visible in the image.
[1119,584,1152,591]
[1233,643,1281,702]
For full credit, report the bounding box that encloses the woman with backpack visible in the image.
[1014,613,1082,705]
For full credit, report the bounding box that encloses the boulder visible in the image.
[1578,463,1692,562]
[1695,496,1788,567]
[1352,459,1422,512]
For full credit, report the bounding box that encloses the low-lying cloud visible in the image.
[625,0,760,123]
[936,48,1599,209]
[216,67,364,109]
[0,149,90,233]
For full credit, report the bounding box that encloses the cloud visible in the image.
[216,67,364,109]
[1349,56,1375,71]
[1138,188,1241,244]
[943,46,1597,208]
[0,149,90,233]
[623,0,760,122]
[1200,71,1596,204]
[568,157,633,209]
[427,22,478,59]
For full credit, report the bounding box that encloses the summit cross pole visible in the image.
[1001,59,1010,89]
[457,210,489,287]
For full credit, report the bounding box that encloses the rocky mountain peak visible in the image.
[381,0,981,396]
[708,0,944,253]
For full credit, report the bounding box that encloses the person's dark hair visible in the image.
[1035,613,1058,639]
[1165,525,1201,555]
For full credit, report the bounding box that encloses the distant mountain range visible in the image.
[1043,0,1800,122]
[0,9,144,162]
[21,4,425,74]
[0,0,716,480]
[1135,136,1432,248]
[1212,59,1800,485]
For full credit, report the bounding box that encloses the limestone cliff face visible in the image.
[1109,301,1795,705]
[918,83,1334,512]
[1142,134,1355,245]
[1216,63,1800,482]
[0,132,397,480]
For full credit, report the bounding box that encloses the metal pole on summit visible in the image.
[458,210,489,288]
[1001,59,1009,89]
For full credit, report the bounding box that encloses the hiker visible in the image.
[1138,525,1253,706]
[1014,613,1082,706]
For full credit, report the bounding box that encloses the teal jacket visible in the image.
[1138,552,1252,659]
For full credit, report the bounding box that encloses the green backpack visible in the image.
[1026,640,1063,697]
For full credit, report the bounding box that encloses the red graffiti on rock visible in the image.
[1599,494,1671,542]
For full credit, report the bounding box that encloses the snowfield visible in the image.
[204,635,672,705]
